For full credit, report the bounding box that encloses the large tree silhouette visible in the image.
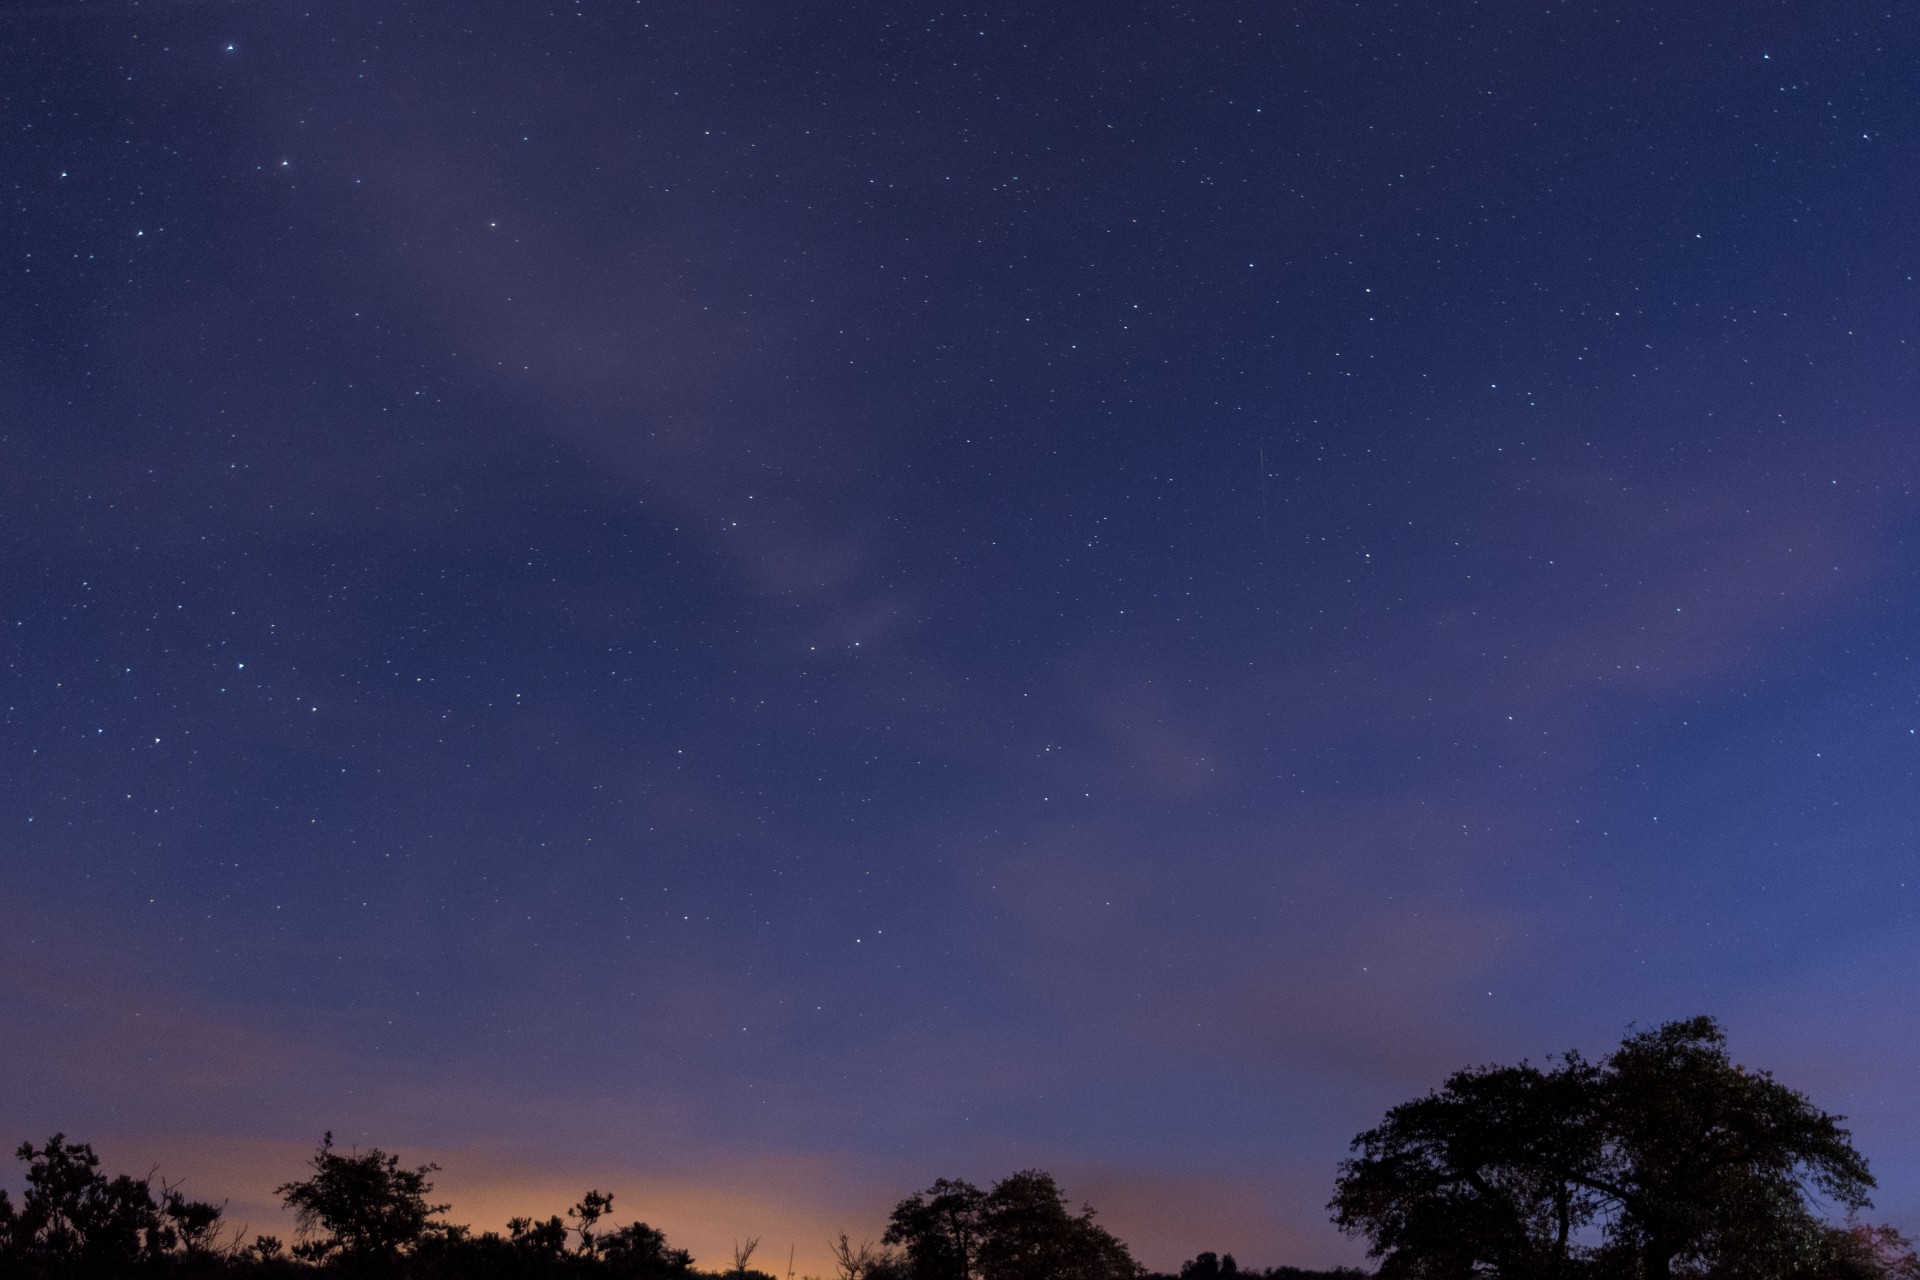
[1331,1017,1896,1279]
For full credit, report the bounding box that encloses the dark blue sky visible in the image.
[4,2,1918,1271]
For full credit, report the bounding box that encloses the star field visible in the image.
[3,3,1919,1273]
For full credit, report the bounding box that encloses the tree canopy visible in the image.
[0,1134,226,1277]
[1330,1016,1909,1279]
[881,1170,1140,1280]
[274,1132,452,1263]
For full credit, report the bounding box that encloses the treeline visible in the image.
[12,1017,1908,1280]
[1144,1255,1363,1280]
[0,1132,1359,1280]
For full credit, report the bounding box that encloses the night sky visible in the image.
[4,2,1918,1272]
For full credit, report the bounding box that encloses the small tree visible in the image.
[275,1131,451,1262]
[600,1218,697,1276]
[509,1212,570,1254]
[572,1188,615,1256]
[158,1177,226,1255]
[832,1230,904,1280]
[731,1234,772,1278]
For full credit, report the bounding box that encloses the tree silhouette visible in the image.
[1827,1223,1920,1280]
[974,1170,1138,1280]
[884,1178,986,1280]
[1330,1053,1602,1276]
[508,1213,571,1255]
[1332,1017,1897,1279]
[275,1131,451,1263]
[725,1234,779,1280]
[597,1217,696,1277]
[884,1172,1139,1280]
[0,1133,226,1273]
[1151,1258,1366,1280]
[571,1189,615,1257]
[830,1230,904,1280]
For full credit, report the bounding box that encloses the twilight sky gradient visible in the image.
[4,2,1918,1273]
